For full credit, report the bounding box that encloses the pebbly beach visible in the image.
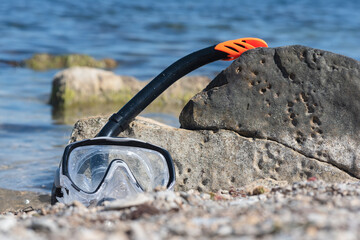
[1,1,360,239]
[1,180,360,239]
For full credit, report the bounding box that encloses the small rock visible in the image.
[200,193,211,200]
[28,218,58,233]
[251,186,269,196]
[72,200,85,208]
[217,225,233,236]
[103,194,152,210]
[0,216,17,232]
[25,53,117,71]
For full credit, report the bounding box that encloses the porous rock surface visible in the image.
[180,45,360,179]
[70,116,356,192]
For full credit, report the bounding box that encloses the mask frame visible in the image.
[52,137,175,205]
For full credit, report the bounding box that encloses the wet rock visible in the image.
[25,53,117,71]
[50,67,210,124]
[50,67,141,108]
[70,116,356,192]
[180,45,360,178]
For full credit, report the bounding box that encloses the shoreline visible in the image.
[0,188,50,213]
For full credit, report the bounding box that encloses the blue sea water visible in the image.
[0,0,359,193]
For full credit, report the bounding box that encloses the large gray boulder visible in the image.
[70,116,356,192]
[180,45,360,179]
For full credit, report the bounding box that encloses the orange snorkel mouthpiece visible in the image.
[215,37,268,61]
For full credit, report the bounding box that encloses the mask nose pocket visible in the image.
[99,160,144,201]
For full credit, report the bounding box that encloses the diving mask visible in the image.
[53,137,175,206]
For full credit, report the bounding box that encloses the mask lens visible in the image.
[67,144,170,193]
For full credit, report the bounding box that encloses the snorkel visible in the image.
[52,38,268,206]
[97,38,268,137]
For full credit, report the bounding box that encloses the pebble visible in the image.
[103,193,152,210]
[1,181,360,239]
[28,218,58,232]
[0,215,17,232]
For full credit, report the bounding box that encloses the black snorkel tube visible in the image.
[97,47,226,137]
[97,37,268,137]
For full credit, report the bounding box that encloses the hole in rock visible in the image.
[307,105,314,113]
[291,119,298,127]
[236,67,242,73]
[301,161,306,168]
[258,159,264,170]
[312,116,321,125]
[289,73,296,80]
[202,179,209,186]
[305,171,312,178]
[300,92,309,102]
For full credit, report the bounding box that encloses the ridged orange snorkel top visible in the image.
[215,37,268,61]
